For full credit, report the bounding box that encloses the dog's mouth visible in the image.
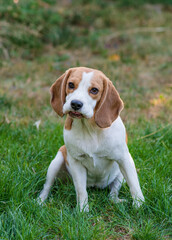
[69,111,83,119]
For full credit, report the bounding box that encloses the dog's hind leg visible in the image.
[109,172,126,203]
[38,146,67,203]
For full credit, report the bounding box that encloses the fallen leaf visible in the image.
[108,54,120,62]
[33,120,41,130]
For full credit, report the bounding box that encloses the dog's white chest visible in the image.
[64,118,101,153]
[64,120,121,188]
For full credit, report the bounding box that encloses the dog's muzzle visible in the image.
[69,100,84,119]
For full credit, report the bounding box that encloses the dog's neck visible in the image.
[74,117,103,146]
[65,114,102,135]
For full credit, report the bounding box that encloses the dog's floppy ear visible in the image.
[50,69,71,117]
[95,76,124,128]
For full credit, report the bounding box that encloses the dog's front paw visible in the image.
[38,191,48,205]
[80,203,89,213]
[110,195,127,204]
[133,196,145,208]
[37,197,44,205]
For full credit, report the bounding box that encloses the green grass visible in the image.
[0,0,172,239]
[0,121,171,239]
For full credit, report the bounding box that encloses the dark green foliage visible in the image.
[0,95,12,110]
[0,0,65,49]
[1,0,172,58]
[115,0,172,8]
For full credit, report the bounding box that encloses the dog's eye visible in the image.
[68,82,75,89]
[90,88,99,95]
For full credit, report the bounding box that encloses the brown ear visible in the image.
[95,77,124,128]
[50,70,71,117]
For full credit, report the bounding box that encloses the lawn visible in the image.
[0,0,172,239]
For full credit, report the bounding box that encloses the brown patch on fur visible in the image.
[89,71,104,101]
[65,115,73,130]
[66,77,81,95]
[59,145,69,165]
[65,67,90,95]
[94,73,124,128]
[50,71,70,117]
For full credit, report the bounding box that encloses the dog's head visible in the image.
[50,67,123,128]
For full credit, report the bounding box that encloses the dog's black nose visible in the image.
[71,100,83,111]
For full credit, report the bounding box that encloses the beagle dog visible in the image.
[39,67,144,211]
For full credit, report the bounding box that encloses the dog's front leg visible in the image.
[38,151,64,203]
[68,155,89,212]
[117,152,145,207]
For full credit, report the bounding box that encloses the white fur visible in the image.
[63,72,96,118]
[39,71,145,211]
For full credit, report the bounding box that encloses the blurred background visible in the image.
[0,0,172,125]
[0,1,172,239]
